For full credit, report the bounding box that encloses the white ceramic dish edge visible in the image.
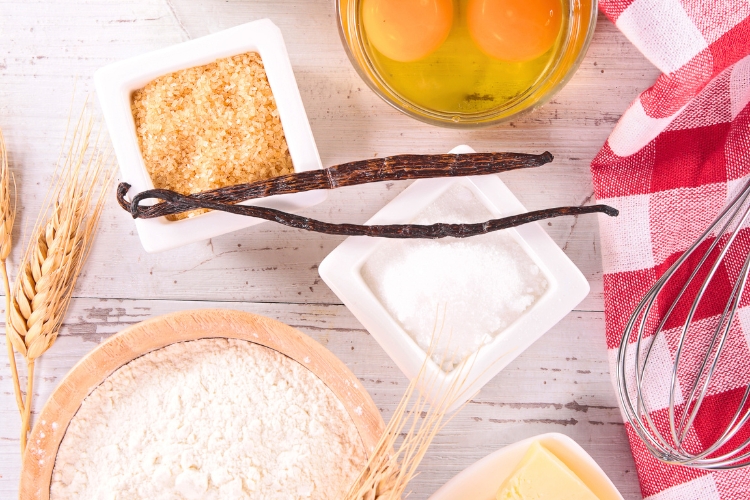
[319,145,590,412]
[428,432,624,500]
[95,19,326,252]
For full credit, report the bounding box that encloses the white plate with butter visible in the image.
[429,433,624,500]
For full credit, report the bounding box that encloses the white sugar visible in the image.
[362,182,548,371]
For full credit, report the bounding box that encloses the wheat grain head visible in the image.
[0,128,14,261]
[6,113,112,360]
[7,110,113,452]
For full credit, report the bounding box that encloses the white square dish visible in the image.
[95,19,326,252]
[428,433,624,500]
[319,145,590,411]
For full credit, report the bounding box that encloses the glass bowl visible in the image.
[336,0,598,128]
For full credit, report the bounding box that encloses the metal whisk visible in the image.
[617,177,750,470]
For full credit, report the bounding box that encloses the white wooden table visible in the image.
[0,1,660,498]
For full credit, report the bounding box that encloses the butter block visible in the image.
[496,441,600,500]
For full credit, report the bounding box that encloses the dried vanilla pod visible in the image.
[118,182,617,238]
[119,151,554,219]
[116,151,618,238]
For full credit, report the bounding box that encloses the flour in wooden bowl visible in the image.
[50,338,366,499]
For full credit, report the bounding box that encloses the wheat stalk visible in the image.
[0,128,22,416]
[346,324,476,500]
[344,303,518,500]
[346,364,473,500]
[5,111,113,452]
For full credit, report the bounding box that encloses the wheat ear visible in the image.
[0,128,21,416]
[344,303,514,500]
[5,113,113,452]
[345,323,476,500]
[346,363,473,500]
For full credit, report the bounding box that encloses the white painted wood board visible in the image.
[0,1,659,498]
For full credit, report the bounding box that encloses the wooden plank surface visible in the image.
[0,0,659,498]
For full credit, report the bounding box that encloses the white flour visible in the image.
[50,338,366,499]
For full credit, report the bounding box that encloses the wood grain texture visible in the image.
[3,299,640,499]
[0,0,658,498]
[17,309,384,500]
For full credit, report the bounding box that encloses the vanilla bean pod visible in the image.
[118,151,554,219]
[117,184,618,238]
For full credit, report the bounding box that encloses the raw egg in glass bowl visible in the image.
[337,0,597,128]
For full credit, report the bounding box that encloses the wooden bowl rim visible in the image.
[19,308,384,499]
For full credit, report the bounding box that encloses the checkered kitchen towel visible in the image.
[592,0,750,499]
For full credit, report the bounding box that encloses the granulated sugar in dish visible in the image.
[362,183,548,372]
[50,338,365,500]
[131,52,294,220]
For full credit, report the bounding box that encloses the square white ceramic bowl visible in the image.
[429,433,624,500]
[95,19,326,252]
[319,145,589,411]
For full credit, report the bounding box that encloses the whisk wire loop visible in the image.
[670,201,750,447]
[617,177,750,469]
[676,252,750,451]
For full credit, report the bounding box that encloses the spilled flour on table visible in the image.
[50,338,365,500]
[362,182,549,371]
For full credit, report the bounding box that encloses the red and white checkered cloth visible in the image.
[591,1,750,498]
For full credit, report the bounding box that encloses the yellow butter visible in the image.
[496,441,600,500]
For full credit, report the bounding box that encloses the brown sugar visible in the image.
[131,52,294,220]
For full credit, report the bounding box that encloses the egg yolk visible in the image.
[362,0,454,62]
[467,0,562,61]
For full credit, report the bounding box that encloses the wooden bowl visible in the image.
[19,309,385,499]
